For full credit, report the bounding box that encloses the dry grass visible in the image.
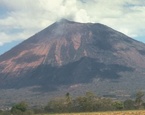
[39,110,145,115]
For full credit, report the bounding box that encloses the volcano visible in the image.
[0,19,145,105]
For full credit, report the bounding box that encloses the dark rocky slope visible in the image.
[0,19,145,106]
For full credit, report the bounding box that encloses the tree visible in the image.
[65,92,72,106]
[65,92,72,112]
[11,101,28,115]
[45,98,68,113]
[113,101,124,110]
[95,98,115,111]
[134,91,144,109]
[73,92,96,112]
[124,99,135,110]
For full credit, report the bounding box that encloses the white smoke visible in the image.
[0,0,145,45]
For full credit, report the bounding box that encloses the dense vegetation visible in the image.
[0,91,144,115]
[43,91,145,114]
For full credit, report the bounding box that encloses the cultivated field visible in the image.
[39,110,145,115]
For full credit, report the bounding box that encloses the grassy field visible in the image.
[38,110,145,115]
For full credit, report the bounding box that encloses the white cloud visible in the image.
[0,31,32,44]
[0,42,3,46]
[0,0,145,45]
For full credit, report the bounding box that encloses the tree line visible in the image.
[43,91,145,113]
[0,91,144,115]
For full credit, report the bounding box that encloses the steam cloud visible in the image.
[0,0,145,45]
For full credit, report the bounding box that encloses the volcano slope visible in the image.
[0,19,145,106]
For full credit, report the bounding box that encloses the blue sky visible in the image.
[0,0,145,55]
[0,40,21,54]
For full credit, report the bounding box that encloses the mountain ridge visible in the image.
[0,19,145,106]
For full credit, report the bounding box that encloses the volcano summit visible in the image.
[0,19,145,105]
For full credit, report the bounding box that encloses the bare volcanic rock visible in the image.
[0,19,145,104]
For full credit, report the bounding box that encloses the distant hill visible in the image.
[0,19,145,106]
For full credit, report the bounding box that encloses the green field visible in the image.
[38,110,145,115]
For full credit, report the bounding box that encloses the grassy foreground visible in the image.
[39,110,145,115]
